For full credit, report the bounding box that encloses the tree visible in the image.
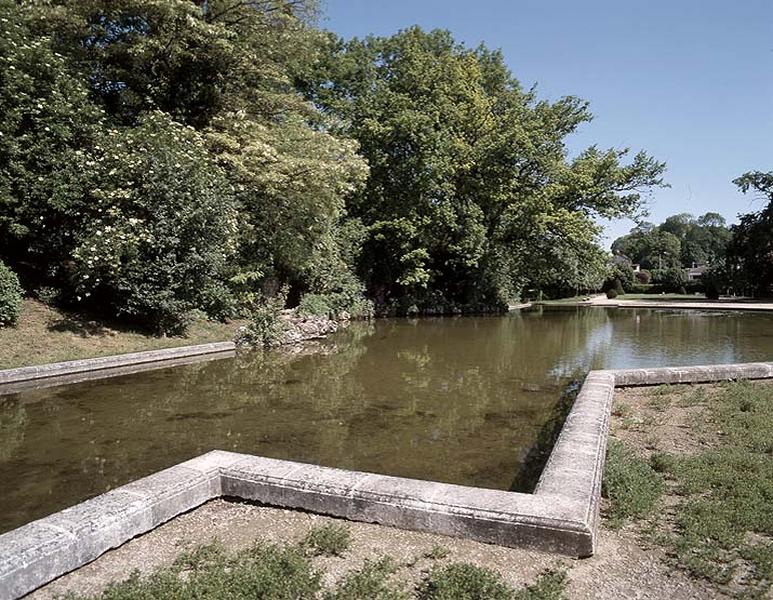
[611,212,730,270]
[1,0,369,330]
[725,171,773,297]
[612,229,681,271]
[306,27,666,310]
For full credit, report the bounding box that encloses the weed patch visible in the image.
[602,440,665,526]
[610,381,773,597]
[326,557,406,600]
[423,545,450,560]
[303,523,352,557]
[417,564,567,600]
[75,542,322,600]
[67,541,568,600]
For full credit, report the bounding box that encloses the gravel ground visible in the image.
[31,496,724,600]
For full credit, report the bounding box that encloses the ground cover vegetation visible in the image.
[68,525,568,600]
[0,0,670,335]
[604,381,773,598]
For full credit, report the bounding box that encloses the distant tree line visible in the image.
[609,173,773,298]
[0,0,673,332]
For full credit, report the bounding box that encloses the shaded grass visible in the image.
[0,299,243,369]
[606,381,773,598]
[67,539,568,600]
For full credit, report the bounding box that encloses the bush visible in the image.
[0,261,22,327]
[702,268,723,300]
[606,288,618,299]
[651,266,688,292]
[238,294,287,348]
[70,115,238,335]
[297,294,333,318]
[626,283,653,295]
[636,269,652,284]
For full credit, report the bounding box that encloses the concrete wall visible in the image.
[0,342,236,395]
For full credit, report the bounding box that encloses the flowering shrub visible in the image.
[70,115,238,334]
[0,261,22,326]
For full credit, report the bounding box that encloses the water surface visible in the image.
[1,307,772,533]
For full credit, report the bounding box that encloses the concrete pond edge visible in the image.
[1,361,772,599]
[0,342,236,396]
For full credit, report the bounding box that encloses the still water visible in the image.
[1,307,772,533]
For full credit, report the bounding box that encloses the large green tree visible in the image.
[305,27,666,309]
[1,0,368,331]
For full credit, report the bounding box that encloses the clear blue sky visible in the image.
[321,0,773,246]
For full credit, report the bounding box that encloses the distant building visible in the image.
[685,263,707,282]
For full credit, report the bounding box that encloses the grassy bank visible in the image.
[68,523,568,600]
[606,381,773,598]
[0,300,244,370]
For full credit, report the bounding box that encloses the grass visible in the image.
[605,381,773,598]
[0,299,243,369]
[602,440,665,527]
[66,537,569,600]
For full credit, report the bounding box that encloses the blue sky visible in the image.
[321,0,773,246]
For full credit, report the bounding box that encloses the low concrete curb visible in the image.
[0,342,236,396]
[610,362,773,386]
[536,300,773,312]
[1,360,771,599]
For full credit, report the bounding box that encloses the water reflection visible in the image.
[0,308,771,533]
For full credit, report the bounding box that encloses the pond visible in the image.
[1,307,773,534]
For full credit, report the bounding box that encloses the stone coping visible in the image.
[536,300,773,312]
[1,360,771,599]
[0,342,236,396]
